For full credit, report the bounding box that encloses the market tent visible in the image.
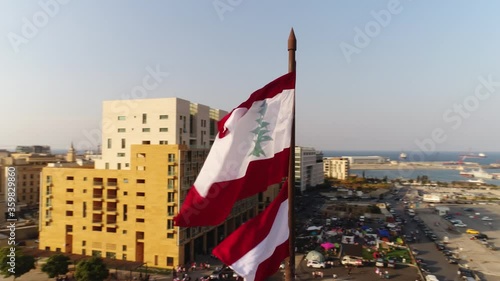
[321,242,335,250]
[305,250,325,262]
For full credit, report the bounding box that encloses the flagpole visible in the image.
[285,28,296,281]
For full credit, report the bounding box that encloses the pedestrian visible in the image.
[348,267,352,276]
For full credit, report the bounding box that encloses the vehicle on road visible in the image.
[375,258,385,267]
[466,229,480,234]
[481,216,493,221]
[454,223,467,227]
[474,234,489,240]
[341,255,363,266]
[307,260,326,268]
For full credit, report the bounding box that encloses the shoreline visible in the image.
[351,162,482,170]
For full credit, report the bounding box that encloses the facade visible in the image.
[342,156,387,165]
[95,98,226,170]
[40,97,269,268]
[39,144,257,268]
[0,153,62,223]
[15,145,51,154]
[294,146,324,193]
[323,157,350,180]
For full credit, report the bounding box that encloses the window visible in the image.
[137,153,146,158]
[83,202,87,217]
[82,249,86,255]
[118,128,126,133]
[136,192,145,197]
[159,128,168,132]
[93,226,102,232]
[122,245,127,251]
[66,211,73,217]
[142,140,150,144]
[106,228,117,233]
[142,113,147,124]
[66,176,74,180]
[167,257,174,266]
[105,163,109,169]
[122,254,127,260]
[66,188,74,193]
[107,138,112,149]
[168,153,175,162]
[168,179,174,189]
[125,163,129,167]
[106,252,116,259]
[167,220,174,229]
[167,206,175,216]
[117,163,121,170]
[121,138,126,149]
[123,191,128,196]
[92,250,102,257]
[159,114,168,119]
[122,230,127,234]
[82,241,86,246]
[123,205,128,221]
[66,200,73,204]
[167,233,174,239]
[142,128,150,132]
[167,192,175,203]
[168,165,175,176]
[136,179,145,184]
[159,140,168,145]
[136,218,145,223]
[137,205,145,210]
[117,153,125,157]
[83,177,87,181]
[118,116,126,120]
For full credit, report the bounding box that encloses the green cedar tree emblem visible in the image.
[249,101,273,157]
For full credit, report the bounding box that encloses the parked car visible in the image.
[341,256,363,266]
[454,223,467,227]
[474,234,489,240]
[375,258,385,267]
[481,216,493,221]
[210,267,237,280]
[307,260,326,269]
[387,259,396,268]
[466,229,480,234]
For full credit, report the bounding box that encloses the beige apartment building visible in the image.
[323,157,350,180]
[39,97,276,268]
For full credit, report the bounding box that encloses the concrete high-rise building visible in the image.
[95,98,226,171]
[323,157,350,180]
[39,97,268,268]
[294,146,324,193]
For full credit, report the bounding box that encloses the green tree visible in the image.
[0,247,36,280]
[42,254,71,278]
[74,256,109,281]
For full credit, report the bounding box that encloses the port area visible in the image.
[351,162,482,170]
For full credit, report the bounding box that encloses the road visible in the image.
[387,187,462,281]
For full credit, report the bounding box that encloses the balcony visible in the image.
[106,207,117,215]
[92,219,103,226]
[45,216,52,222]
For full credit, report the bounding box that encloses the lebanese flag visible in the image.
[213,181,289,281]
[174,72,295,226]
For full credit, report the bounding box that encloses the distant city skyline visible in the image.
[2,1,500,152]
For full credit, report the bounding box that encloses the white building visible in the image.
[95,98,227,170]
[423,194,441,203]
[323,157,350,180]
[294,147,324,193]
[342,156,387,165]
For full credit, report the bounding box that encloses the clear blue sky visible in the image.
[1,0,500,152]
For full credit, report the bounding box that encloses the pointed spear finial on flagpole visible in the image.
[285,27,296,281]
[288,28,296,73]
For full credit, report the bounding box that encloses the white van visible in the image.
[341,256,363,266]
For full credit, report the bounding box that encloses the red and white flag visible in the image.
[213,181,290,281]
[174,72,295,226]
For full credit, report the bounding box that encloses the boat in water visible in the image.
[460,169,493,179]
[399,152,407,160]
[468,179,485,184]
